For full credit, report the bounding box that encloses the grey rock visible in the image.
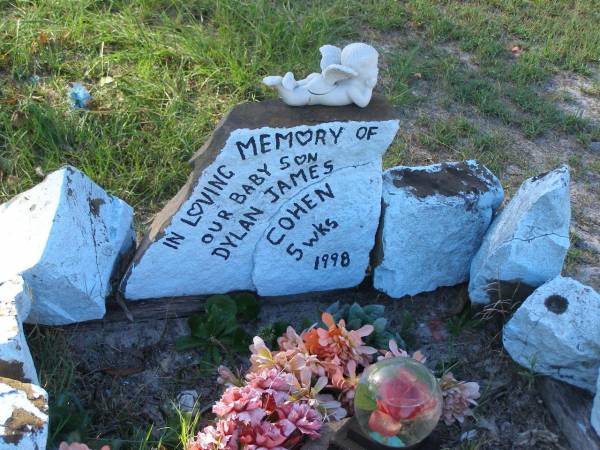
[0,166,135,325]
[589,141,600,153]
[503,276,600,392]
[176,389,199,413]
[469,166,571,304]
[373,160,503,298]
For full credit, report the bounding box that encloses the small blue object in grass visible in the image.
[69,82,91,109]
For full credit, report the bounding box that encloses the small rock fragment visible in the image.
[0,166,135,325]
[176,390,199,413]
[0,278,37,384]
[373,160,503,298]
[589,141,600,153]
[0,377,48,450]
[503,276,600,392]
[469,165,570,304]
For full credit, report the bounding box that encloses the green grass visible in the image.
[3,0,600,448]
[2,1,599,208]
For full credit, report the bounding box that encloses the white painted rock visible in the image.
[122,98,398,299]
[593,367,600,437]
[0,377,48,450]
[503,276,600,392]
[373,161,503,298]
[0,278,37,384]
[469,166,570,304]
[0,166,135,325]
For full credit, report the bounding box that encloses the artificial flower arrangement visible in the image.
[187,309,480,450]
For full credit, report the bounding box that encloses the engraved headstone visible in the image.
[122,97,399,299]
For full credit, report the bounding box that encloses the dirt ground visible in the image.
[51,281,569,450]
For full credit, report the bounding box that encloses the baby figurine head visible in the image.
[341,43,379,89]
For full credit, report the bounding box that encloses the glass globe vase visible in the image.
[354,357,442,448]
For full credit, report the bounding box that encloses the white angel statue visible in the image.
[262,43,379,108]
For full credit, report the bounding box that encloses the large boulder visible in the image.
[469,166,570,304]
[503,276,600,392]
[373,160,503,298]
[0,278,37,383]
[0,377,48,450]
[122,97,399,299]
[0,166,135,325]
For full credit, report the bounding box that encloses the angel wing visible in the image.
[319,45,342,71]
[322,64,358,84]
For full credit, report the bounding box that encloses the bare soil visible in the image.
[54,282,567,450]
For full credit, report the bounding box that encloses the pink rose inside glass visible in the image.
[354,357,442,448]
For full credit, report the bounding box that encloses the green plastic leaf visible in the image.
[325,301,341,315]
[373,317,387,333]
[231,328,251,353]
[374,335,389,350]
[206,295,237,318]
[354,385,377,411]
[176,335,203,351]
[188,315,208,339]
[209,346,222,364]
[347,319,362,330]
[363,304,385,317]
[348,303,365,324]
[233,292,260,321]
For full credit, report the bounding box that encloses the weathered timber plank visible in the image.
[537,376,600,450]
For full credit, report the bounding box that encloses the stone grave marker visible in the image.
[122,97,399,299]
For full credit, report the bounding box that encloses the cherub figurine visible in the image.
[262,43,379,108]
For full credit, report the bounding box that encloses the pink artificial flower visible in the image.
[254,420,295,448]
[250,336,278,371]
[187,419,238,450]
[303,313,377,368]
[59,444,110,450]
[246,368,292,405]
[217,365,243,387]
[378,339,427,364]
[278,402,322,439]
[332,360,360,406]
[368,409,403,437]
[368,368,438,437]
[213,385,266,426]
[439,372,480,425]
[277,326,305,352]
